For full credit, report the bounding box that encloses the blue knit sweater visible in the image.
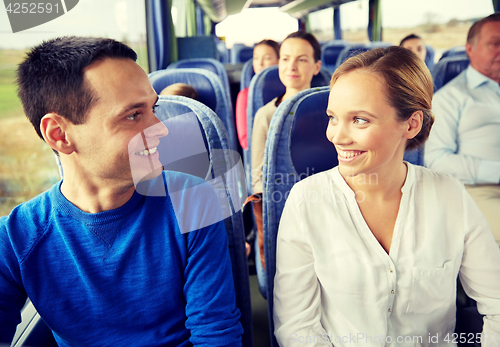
[0,171,243,346]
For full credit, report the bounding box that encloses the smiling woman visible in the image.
[273,46,500,347]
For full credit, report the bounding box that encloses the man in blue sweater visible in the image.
[0,37,243,346]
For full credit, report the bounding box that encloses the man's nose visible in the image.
[145,115,169,138]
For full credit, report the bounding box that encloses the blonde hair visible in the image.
[159,83,198,100]
[330,46,434,150]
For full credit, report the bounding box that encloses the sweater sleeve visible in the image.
[182,184,243,346]
[0,216,28,344]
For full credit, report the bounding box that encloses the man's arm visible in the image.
[0,218,28,343]
[425,87,500,185]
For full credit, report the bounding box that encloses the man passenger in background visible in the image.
[0,36,242,346]
[425,13,500,245]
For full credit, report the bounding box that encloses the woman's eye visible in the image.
[328,115,337,124]
[354,117,367,124]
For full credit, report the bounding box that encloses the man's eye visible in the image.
[126,113,139,120]
[152,104,159,114]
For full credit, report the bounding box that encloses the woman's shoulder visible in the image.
[410,164,465,197]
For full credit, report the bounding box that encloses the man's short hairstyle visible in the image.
[281,31,321,62]
[17,36,137,140]
[399,34,423,46]
[331,46,434,151]
[467,12,500,45]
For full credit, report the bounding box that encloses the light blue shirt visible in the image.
[425,65,500,185]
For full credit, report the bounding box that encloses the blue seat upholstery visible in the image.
[439,45,467,61]
[425,45,435,69]
[262,87,337,347]
[177,36,218,60]
[244,65,332,194]
[217,41,229,63]
[155,96,253,347]
[240,58,255,90]
[369,41,393,48]
[335,44,370,70]
[321,40,350,73]
[231,44,254,63]
[431,55,470,91]
[167,58,234,117]
[148,68,238,151]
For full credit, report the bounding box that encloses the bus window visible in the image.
[0,0,148,217]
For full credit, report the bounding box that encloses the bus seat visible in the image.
[148,68,238,151]
[155,96,253,347]
[177,36,218,60]
[231,44,254,63]
[431,55,470,91]
[321,40,350,73]
[425,45,435,69]
[335,44,371,70]
[217,41,229,63]
[167,58,234,118]
[240,59,255,91]
[439,45,467,61]
[403,146,424,166]
[262,87,337,347]
[369,41,393,48]
[244,66,331,194]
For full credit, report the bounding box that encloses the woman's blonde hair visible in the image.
[330,46,434,150]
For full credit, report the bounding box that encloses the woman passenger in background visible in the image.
[273,46,500,346]
[250,31,322,270]
[400,33,427,62]
[235,39,280,150]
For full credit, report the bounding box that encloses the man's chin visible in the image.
[133,166,164,185]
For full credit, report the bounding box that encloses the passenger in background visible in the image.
[274,46,500,347]
[0,36,243,346]
[399,33,427,61]
[425,13,500,244]
[250,31,322,269]
[235,39,279,150]
[160,82,199,100]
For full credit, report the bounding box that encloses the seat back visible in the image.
[155,96,253,347]
[321,40,350,73]
[431,56,470,91]
[425,45,435,69]
[244,66,331,193]
[439,45,467,61]
[262,87,337,347]
[240,58,255,90]
[217,41,229,63]
[149,68,238,151]
[369,41,393,48]
[335,44,370,70]
[231,44,254,63]
[167,58,234,117]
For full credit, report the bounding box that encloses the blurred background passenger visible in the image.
[273,46,500,346]
[236,39,279,150]
[250,31,322,270]
[425,13,500,245]
[160,82,199,100]
[400,33,427,61]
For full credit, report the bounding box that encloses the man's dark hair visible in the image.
[467,12,500,45]
[399,34,422,46]
[17,36,137,140]
[282,31,321,62]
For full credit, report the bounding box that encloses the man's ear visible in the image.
[404,111,423,140]
[40,113,75,155]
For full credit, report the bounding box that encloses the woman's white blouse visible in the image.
[273,164,500,347]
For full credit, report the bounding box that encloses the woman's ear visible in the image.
[314,60,322,76]
[40,114,75,155]
[404,111,423,140]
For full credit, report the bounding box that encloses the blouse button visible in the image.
[388,308,392,312]
[391,290,395,294]
[389,269,394,273]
